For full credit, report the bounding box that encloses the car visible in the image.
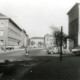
[47,47,59,54]
[62,48,68,54]
[32,45,38,48]
[5,46,14,50]
[47,47,68,54]
[72,47,80,55]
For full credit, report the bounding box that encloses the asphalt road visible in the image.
[0,49,80,80]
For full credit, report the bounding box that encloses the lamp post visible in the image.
[60,26,63,61]
[4,40,6,51]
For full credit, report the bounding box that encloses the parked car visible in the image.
[47,47,68,54]
[72,47,80,55]
[47,47,59,54]
[62,48,69,54]
[13,46,20,50]
[5,46,14,50]
[32,45,38,48]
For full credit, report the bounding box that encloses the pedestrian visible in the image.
[25,48,29,56]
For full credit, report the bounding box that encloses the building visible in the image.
[0,13,28,49]
[67,3,80,48]
[44,33,67,49]
[30,37,44,48]
[21,29,29,47]
[44,34,55,48]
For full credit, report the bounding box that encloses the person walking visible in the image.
[25,47,29,56]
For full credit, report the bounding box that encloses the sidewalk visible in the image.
[0,49,25,54]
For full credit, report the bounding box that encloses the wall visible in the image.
[30,38,44,48]
[68,4,79,47]
[44,36,55,48]
[20,30,28,47]
[8,20,22,46]
[0,19,9,47]
[78,5,80,46]
[0,17,28,49]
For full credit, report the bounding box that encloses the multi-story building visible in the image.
[0,13,28,49]
[44,34,55,48]
[67,3,80,48]
[21,29,29,47]
[30,37,44,48]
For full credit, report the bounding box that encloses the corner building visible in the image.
[44,34,55,48]
[0,13,28,48]
[67,3,80,47]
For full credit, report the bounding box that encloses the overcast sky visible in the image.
[0,0,79,37]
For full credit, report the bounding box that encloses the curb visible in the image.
[0,49,25,54]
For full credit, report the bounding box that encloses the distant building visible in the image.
[67,3,80,48]
[44,34,55,48]
[0,13,28,49]
[44,33,67,49]
[30,37,44,48]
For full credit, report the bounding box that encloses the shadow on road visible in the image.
[0,54,80,80]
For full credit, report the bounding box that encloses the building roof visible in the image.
[9,19,22,31]
[0,13,22,31]
[0,13,8,18]
[44,34,53,37]
[67,3,80,15]
[22,29,28,37]
[31,37,44,39]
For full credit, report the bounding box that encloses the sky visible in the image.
[0,0,80,37]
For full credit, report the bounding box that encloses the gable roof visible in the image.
[0,13,8,18]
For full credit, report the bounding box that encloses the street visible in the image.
[0,49,80,80]
[0,1,80,80]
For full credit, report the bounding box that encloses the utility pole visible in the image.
[60,26,63,61]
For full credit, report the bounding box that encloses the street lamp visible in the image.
[60,26,63,61]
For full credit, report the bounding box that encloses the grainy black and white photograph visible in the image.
[0,0,80,80]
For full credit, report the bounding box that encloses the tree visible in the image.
[50,25,67,47]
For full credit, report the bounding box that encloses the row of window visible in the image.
[0,40,3,45]
[8,28,21,40]
[0,23,4,27]
[9,22,21,34]
[0,30,4,36]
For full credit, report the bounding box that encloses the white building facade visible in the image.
[21,30,28,47]
[0,13,28,49]
[44,34,55,48]
[30,37,44,48]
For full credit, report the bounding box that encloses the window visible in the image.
[0,23,4,27]
[0,40,3,45]
[0,31,4,36]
